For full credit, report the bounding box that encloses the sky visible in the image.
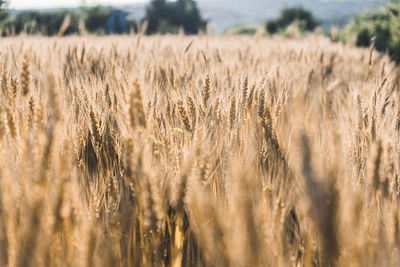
[9,0,148,9]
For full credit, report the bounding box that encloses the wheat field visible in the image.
[0,34,398,267]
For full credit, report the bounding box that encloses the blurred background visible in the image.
[0,0,399,61]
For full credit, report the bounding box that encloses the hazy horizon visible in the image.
[9,0,148,9]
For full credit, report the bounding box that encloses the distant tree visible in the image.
[174,0,207,34]
[144,0,207,35]
[0,0,10,30]
[145,0,169,34]
[83,6,112,34]
[343,2,400,63]
[355,28,371,47]
[10,10,79,35]
[265,20,278,34]
[265,6,320,34]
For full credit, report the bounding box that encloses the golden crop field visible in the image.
[0,34,398,267]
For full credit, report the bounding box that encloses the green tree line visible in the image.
[343,1,400,63]
[0,0,207,36]
[1,5,138,35]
